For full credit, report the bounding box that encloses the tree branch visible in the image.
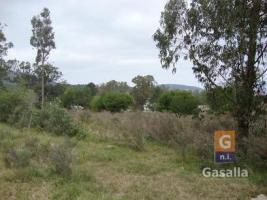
[191,54,237,105]
[254,43,267,65]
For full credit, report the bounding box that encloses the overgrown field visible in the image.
[0,111,266,200]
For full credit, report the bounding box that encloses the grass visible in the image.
[0,123,266,199]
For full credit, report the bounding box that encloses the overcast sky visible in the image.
[1,0,202,87]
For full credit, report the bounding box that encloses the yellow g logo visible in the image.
[215,131,235,152]
[219,135,231,149]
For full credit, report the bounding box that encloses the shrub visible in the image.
[0,88,36,127]
[87,111,236,160]
[61,86,93,108]
[157,91,199,116]
[115,112,145,150]
[90,96,104,112]
[79,110,92,122]
[91,92,133,112]
[102,92,133,112]
[49,141,73,176]
[4,148,32,168]
[156,92,174,111]
[32,103,85,137]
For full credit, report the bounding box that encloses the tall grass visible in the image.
[79,111,266,168]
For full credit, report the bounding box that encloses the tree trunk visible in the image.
[41,63,45,110]
[235,0,260,155]
[237,118,249,155]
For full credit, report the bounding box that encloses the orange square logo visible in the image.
[214,131,235,152]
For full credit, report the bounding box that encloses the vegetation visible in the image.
[0,23,13,86]
[32,103,85,137]
[153,0,267,151]
[31,8,56,109]
[0,87,36,127]
[0,2,266,199]
[91,92,133,112]
[157,91,199,116]
[98,80,130,94]
[61,85,94,108]
[131,75,156,110]
[0,120,266,199]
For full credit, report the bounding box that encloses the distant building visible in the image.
[198,105,210,112]
[143,101,152,112]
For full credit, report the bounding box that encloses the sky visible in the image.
[1,0,202,87]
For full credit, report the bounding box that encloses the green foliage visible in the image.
[30,8,55,64]
[206,86,234,113]
[32,103,85,137]
[4,148,32,168]
[87,82,97,96]
[91,92,133,112]
[131,75,156,110]
[157,91,199,115]
[157,92,175,111]
[31,8,57,108]
[102,92,133,112]
[0,88,36,126]
[90,96,104,112]
[153,0,267,142]
[49,141,73,176]
[149,86,166,111]
[61,86,93,108]
[98,80,130,94]
[45,83,67,101]
[0,23,13,85]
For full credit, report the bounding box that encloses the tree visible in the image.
[99,80,130,94]
[157,91,199,116]
[87,82,97,96]
[149,86,166,110]
[157,92,175,112]
[17,61,36,87]
[30,8,56,109]
[0,87,36,127]
[33,63,62,85]
[0,23,13,86]
[90,92,133,112]
[61,86,93,108]
[153,0,267,150]
[102,92,133,112]
[206,86,233,114]
[7,60,37,88]
[131,75,156,110]
[45,83,67,101]
[33,63,62,104]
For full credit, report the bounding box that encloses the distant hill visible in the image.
[160,84,203,92]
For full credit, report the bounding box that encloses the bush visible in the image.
[4,148,32,168]
[90,96,104,112]
[102,92,133,112]
[49,141,73,176]
[91,92,133,112]
[61,86,93,108]
[32,103,85,137]
[157,91,199,116]
[0,88,36,127]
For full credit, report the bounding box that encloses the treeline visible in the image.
[60,76,205,114]
[0,7,234,136]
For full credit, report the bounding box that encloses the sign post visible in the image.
[214,131,236,163]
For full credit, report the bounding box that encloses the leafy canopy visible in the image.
[154,0,267,138]
[91,92,133,113]
[157,91,199,116]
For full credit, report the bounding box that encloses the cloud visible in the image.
[1,0,202,87]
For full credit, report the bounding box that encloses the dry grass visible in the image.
[79,111,236,158]
[0,111,266,199]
